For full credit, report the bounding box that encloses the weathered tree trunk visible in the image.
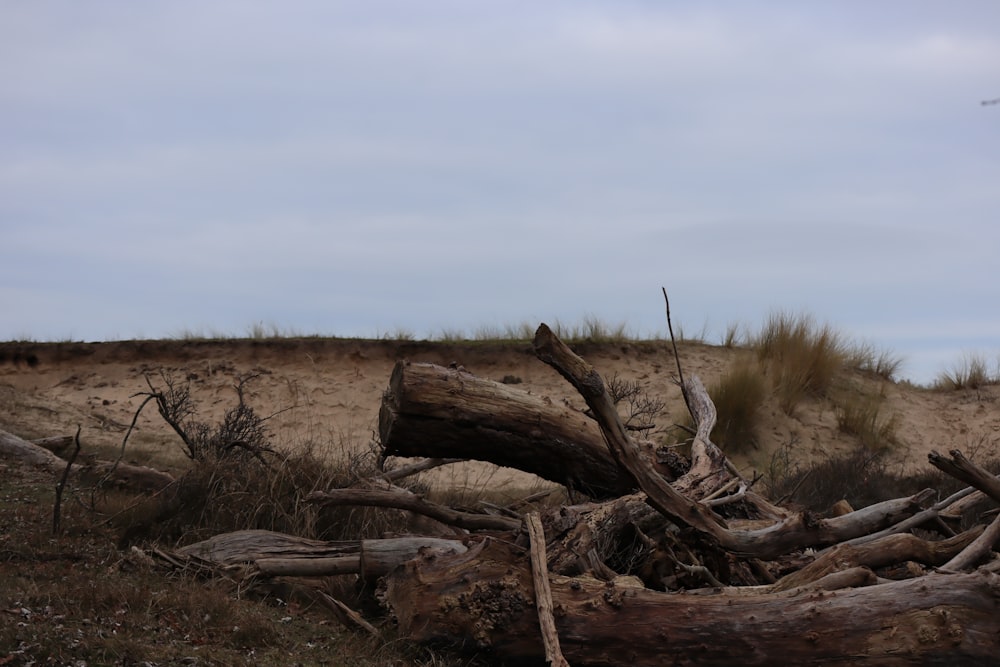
[386,538,1000,666]
[0,427,175,492]
[170,529,467,579]
[929,449,1000,504]
[772,529,983,591]
[378,360,655,498]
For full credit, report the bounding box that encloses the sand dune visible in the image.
[2,338,997,482]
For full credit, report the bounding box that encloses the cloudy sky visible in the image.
[2,2,998,382]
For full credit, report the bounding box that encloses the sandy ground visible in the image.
[2,338,998,483]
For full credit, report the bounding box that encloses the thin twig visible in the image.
[662,287,693,421]
[53,425,82,535]
[316,591,379,636]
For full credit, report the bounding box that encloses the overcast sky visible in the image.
[2,2,998,383]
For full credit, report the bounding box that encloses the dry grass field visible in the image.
[2,324,999,665]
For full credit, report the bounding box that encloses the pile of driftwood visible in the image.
[7,324,1000,665]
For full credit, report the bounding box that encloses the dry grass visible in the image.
[2,466,462,666]
[752,311,847,414]
[705,357,767,454]
[933,352,1000,391]
[845,341,904,382]
[833,385,900,452]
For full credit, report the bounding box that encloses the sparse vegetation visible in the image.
[845,341,904,381]
[606,372,667,437]
[115,373,427,546]
[2,464,475,666]
[705,358,767,454]
[721,321,745,349]
[833,385,900,452]
[762,432,1000,519]
[554,315,634,343]
[933,352,1000,391]
[752,311,847,414]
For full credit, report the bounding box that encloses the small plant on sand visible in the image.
[752,311,846,414]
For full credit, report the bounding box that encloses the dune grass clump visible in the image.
[845,341,904,382]
[706,358,767,454]
[752,312,847,414]
[934,352,1000,391]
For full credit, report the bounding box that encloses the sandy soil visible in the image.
[2,338,998,482]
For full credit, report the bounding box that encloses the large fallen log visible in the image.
[0,427,175,493]
[386,537,1000,666]
[168,529,468,580]
[379,360,653,498]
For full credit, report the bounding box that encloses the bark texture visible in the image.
[378,360,651,497]
[386,538,1000,666]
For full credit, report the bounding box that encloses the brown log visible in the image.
[1,427,69,467]
[939,489,991,521]
[943,513,1000,572]
[378,360,643,498]
[178,529,360,564]
[31,435,76,456]
[306,486,521,532]
[385,538,1000,666]
[773,529,983,592]
[359,537,468,581]
[532,324,931,559]
[845,485,978,547]
[0,427,175,493]
[929,449,1000,505]
[172,529,468,579]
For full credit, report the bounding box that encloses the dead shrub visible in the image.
[116,372,422,545]
[607,372,667,437]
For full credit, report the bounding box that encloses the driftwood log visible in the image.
[379,360,657,497]
[385,537,1000,666]
[0,427,175,492]
[16,322,995,664]
[371,325,1000,663]
[166,529,468,581]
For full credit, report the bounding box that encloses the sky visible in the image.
[2,1,999,384]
